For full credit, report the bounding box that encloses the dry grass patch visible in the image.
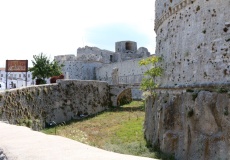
[42,101,174,159]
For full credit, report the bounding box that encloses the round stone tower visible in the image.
[155,0,230,86]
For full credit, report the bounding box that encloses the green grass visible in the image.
[42,101,174,159]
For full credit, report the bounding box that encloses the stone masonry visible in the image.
[54,41,150,85]
[54,41,150,101]
[0,80,109,130]
[145,87,230,160]
[144,0,230,159]
[155,0,230,86]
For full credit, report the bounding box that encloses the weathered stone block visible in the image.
[144,90,230,159]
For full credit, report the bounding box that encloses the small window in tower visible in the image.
[110,55,113,62]
[125,42,132,51]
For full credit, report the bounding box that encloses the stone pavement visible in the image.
[0,122,156,160]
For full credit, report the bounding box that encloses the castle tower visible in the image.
[155,0,230,86]
[115,41,137,53]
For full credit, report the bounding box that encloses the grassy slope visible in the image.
[42,101,174,159]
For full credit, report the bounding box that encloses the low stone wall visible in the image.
[0,80,110,130]
[144,87,230,160]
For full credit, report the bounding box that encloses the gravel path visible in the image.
[0,122,156,160]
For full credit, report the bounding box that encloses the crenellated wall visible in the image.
[0,80,109,130]
[155,0,230,86]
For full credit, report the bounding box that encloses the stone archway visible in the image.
[116,88,132,106]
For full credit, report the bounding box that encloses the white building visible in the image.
[0,68,34,89]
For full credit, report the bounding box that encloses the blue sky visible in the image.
[85,23,152,51]
[0,0,155,67]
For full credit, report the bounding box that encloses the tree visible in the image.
[29,53,64,84]
[49,60,64,76]
[139,56,163,97]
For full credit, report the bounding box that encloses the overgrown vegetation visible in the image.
[186,89,194,93]
[19,118,33,128]
[139,56,163,97]
[42,101,174,159]
[216,87,228,93]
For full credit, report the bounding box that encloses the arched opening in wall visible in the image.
[125,42,132,51]
[117,88,132,106]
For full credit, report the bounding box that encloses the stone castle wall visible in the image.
[96,58,147,84]
[144,1,230,159]
[77,46,116,63]
[54,43,150,83]
[155,0,230,86]
[54,54,76,62]
[117,47,150,62]
[0,80,109,130]
[54,42,151,102]
[61,60,103,80]
[145,87,230,160]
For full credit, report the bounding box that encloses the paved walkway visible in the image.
[0,122,156,160]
